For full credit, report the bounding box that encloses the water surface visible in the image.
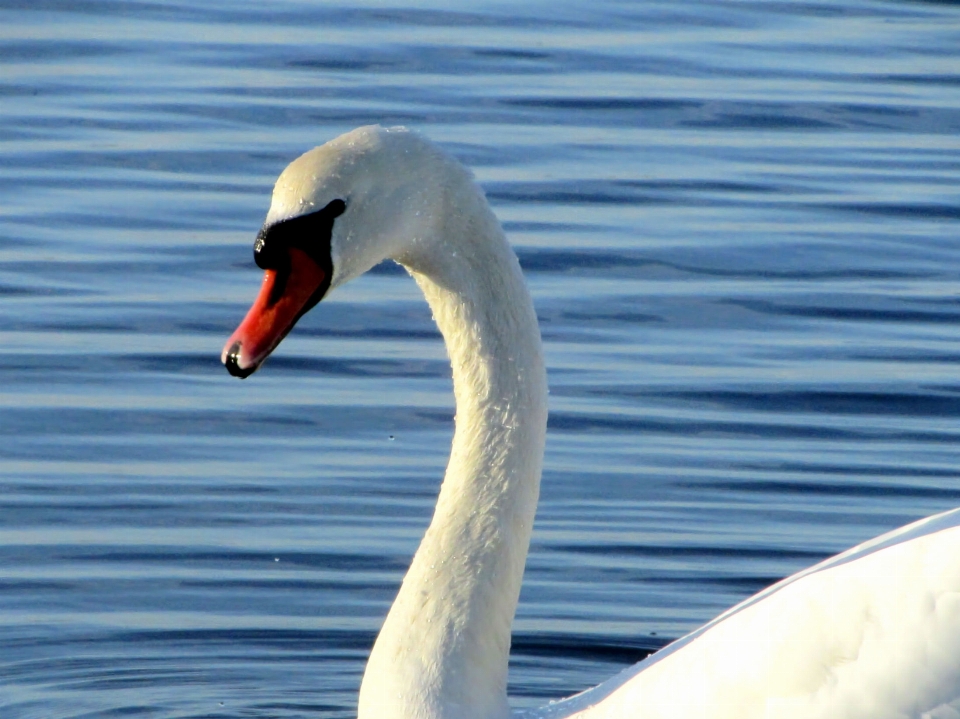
[2,0,960,716]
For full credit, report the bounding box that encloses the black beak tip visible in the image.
[224,341,257,379]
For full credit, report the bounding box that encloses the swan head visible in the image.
[222,125,452,378]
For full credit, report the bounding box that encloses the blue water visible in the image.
[2,0,960,716]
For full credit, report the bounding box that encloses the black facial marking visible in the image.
[254,198,346,275]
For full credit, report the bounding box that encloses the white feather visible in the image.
[261,125,960,719]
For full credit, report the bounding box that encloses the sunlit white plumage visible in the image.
[226,125,960,719]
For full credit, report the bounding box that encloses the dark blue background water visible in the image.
[2,1,959,716]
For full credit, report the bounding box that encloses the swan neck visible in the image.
[358,183,548,719]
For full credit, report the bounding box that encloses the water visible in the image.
[2,0,960,716]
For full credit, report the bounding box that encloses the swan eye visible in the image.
[327,198,346,218]
[253,198,346,271]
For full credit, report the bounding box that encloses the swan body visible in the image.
[223,125,960,719]
[527,507,960,719]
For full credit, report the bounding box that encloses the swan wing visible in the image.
[526,506,960,719]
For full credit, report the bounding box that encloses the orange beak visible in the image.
[222,247,328,378]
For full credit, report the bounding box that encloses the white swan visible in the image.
[222,125,960,719]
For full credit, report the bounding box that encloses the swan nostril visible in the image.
[224,341,256,379]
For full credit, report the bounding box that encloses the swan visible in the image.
[222,125,960,719]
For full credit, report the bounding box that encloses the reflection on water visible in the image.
[2,0,960,716]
